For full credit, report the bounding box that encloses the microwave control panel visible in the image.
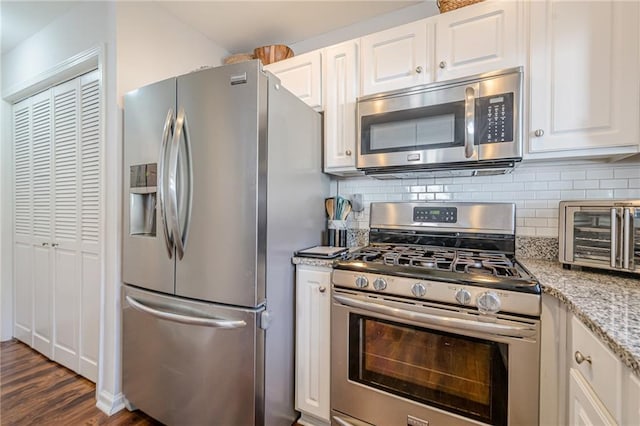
[476,92,514,144]
[413,207,457,223]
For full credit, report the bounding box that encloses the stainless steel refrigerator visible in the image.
[121,61,328,425]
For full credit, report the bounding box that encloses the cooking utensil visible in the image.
[341,202,352,220]
[325,198,335,220]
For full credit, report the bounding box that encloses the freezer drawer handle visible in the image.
[125,296,246,329]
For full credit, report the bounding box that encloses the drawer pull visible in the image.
[575,351,592,365]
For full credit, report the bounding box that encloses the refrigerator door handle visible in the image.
[158,109,175,258]
[168,107,193,260]
[125,296,247,329]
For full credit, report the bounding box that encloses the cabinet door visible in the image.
[569,369,617,426]
[265,50,322,110]
[528,1,640,157]
[323,40,360,175]
[623,372,640,425]
[360,20,432,95]
[435,0,522,81]
[295,266,331,423]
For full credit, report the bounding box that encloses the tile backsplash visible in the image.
[337,161,640,238]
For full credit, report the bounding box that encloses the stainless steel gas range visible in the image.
[331,202,541,426]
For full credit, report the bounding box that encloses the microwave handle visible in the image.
[623,208,634,269]
[464,86,475,158]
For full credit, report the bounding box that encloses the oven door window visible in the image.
[360,101,465,154]
[349,314,508,425]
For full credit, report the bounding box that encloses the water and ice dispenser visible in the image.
[129,163,157,236]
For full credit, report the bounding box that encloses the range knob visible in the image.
[373,277,387,291]
[477,291,501,314]
[455,289,472,305]
[355,275,369,289]
[411,283,426,297]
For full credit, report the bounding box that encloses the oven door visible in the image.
[331,290,540,426]
[357,83,480,170]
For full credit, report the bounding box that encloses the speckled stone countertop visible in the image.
[520,258,640,378]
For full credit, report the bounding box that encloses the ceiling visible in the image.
[1,0,429,56]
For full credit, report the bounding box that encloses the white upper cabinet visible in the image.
[323,40,361,175]
[527,0,640,158]
[265,50,323,111]
[434,0,522,81]
[360,20,433,95]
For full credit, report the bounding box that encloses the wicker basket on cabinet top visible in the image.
[437,0,484,13]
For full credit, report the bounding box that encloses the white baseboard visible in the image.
[96,389,125,415]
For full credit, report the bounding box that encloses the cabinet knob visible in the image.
[415,66,423,74]
[52,243,59,248]
[345,149,352,156]
[319,286,326,293]
[439,61,447,69]
[42,242,49,247]
[574,351,592,365]
[534,129,545,137]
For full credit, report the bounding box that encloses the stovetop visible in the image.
[335,243,540,295]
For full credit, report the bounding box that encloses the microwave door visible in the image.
[358,83,479,169]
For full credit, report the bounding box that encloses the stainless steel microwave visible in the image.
[559,200,640,273]
[357,67,523,176]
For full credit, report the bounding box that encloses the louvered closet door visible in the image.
[77,70,101,381]
[52,78,81,372]
[13,98,33,345]
[31,90,54,358]
[12,70,101,382]
[49,70,101,380]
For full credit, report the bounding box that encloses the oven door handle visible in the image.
[333,294,536,338]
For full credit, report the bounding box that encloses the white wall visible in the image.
[0,98,12,340]
[116,2,229,100]
[337,160,640,237]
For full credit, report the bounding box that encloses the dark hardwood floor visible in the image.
[0,339,161,425]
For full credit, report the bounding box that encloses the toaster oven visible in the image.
[559,200,640,273]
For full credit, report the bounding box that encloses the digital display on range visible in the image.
[413,207,457,223]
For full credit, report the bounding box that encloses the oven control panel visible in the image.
[413,207,457,223]
[332,269,541,317]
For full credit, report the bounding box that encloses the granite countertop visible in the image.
[520,258,640,378]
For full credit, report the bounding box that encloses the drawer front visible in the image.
[570,315,621,423]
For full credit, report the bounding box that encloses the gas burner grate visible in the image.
[347,244,523,278]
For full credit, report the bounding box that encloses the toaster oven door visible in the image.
[564,206,640,272]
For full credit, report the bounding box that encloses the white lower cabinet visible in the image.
[295,265,331,425]
[569,368,617,425]
[541,298,640,425]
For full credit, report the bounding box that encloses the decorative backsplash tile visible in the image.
[337,162,640,238]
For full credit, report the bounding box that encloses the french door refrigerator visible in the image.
[122,61,328,425]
